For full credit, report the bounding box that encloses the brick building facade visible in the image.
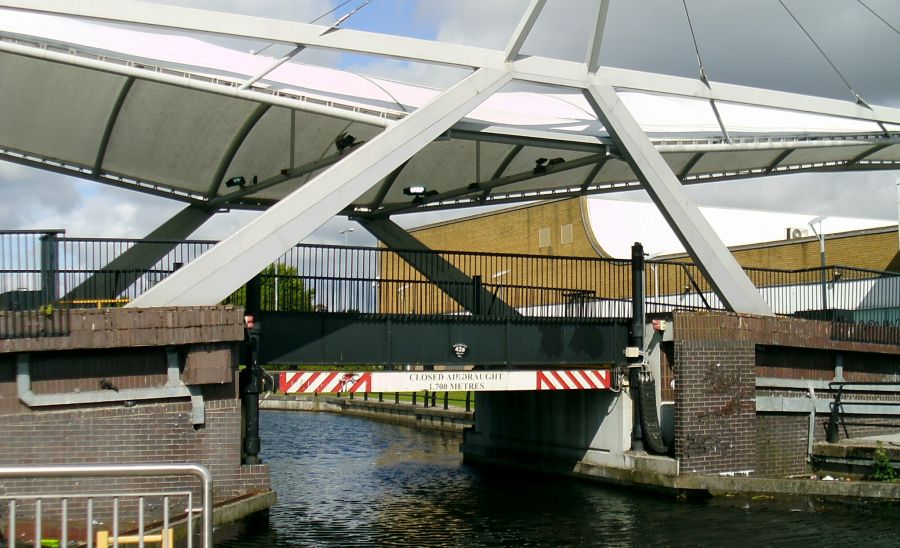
[408,197,899,272]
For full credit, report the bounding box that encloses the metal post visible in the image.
[241,275,262,465]
[443,391,449,410]
[472,275,483,316]
[819,232,828,319]
[465,391,471,412]
[630,243,645,451]
[39,231,60,306]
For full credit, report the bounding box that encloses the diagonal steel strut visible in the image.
[128,68,512,306]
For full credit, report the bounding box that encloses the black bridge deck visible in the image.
[256,312,630,367]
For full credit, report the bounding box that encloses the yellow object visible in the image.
[60,298,130,309]
[96,528,174,547]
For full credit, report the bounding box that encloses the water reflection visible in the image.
[215,410,900,547]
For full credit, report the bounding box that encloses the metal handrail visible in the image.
[0,463,212,547]
[825,382,900,442]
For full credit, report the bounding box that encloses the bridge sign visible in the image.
[278,369,613,394]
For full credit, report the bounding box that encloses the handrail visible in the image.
[0,463,213,547]
[826,381,900,443]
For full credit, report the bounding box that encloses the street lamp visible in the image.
[338,227,355,246]
[808,216,828,317]
[646,252,664,309]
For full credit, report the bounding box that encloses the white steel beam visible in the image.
[583,83,773,315]
[586,0,610,74]
[6,1,900,126]
[0,0,503,69]
[505,0,547,62]
[65,205,213,300]
[359,218,520,317]
[128,68,512,307]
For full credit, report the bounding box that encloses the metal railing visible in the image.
[825,382,900,442]
[260,244,634,319]
[0,230,68,339]
[341,390,474,412]
[0,463,213,548]
[2,231,897,342]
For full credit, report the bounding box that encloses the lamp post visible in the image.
[808,216,828,318]
[338,227,355,245]
[646,252,664,311]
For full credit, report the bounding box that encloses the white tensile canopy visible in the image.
[1,8,897,215]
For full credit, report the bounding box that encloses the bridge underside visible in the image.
[256,312,629,368]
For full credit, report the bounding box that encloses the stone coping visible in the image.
[0,306,245,354]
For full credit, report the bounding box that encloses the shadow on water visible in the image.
[215,410,900,547]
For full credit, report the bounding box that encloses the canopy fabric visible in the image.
[1,8,898,217]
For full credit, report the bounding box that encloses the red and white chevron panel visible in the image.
[280,371,372,394]
[279,369,612,393]
[535,369,611,390]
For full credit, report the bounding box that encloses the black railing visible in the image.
[2,232,898,343]
[0,230,68,339]
[264,244,635,319]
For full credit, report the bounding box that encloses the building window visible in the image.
[538,227,551,248]
[560,223,573,244]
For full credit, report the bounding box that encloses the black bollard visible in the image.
[241,275,262,465]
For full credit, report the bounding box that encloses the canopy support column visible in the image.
[128,68,512,307]
[359,218,520,317]
[64,205,213,300]
[583,83,772,315]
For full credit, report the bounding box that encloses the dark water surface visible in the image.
[216,410,900,547]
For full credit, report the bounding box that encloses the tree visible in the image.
[227,263,315,312]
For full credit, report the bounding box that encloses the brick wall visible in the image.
[674,339,757,475]
[756,413,809,477]
[676,311,900,478]
[405,197,898,272]
[409,198,604,257]
[0,306,270,527]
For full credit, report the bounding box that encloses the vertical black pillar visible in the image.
[630,243,645,451]
[472,275,483,316]
[39,231,60,306]
[241,274,262,465]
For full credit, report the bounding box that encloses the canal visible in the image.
[217,410,900,546]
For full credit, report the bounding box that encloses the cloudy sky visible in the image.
[2,0,899,248]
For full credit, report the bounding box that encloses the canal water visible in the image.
[217,410,900,546]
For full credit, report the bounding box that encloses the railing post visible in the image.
[443,391,449,410]
[826,386,843,443]
[472,275,483,316]
[39,231,60,306]
[465,391,471,412]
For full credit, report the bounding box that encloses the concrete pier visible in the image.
[461,311,900,500]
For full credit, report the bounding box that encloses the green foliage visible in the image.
[228,264,315,312]
[870,442,897,482]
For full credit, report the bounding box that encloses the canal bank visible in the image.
[260,393,474,432]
